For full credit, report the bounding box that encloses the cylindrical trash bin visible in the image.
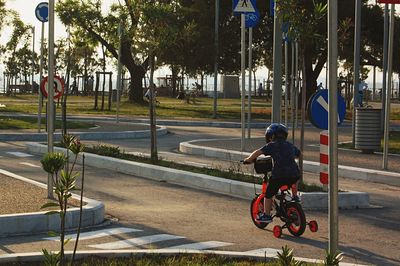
[355,108,382,153]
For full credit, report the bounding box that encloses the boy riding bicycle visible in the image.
[244,123,301,223]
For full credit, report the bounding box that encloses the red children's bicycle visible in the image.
[245,157,318,238]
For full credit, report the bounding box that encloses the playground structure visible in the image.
[2,72,38,95]
[94,71,113,111]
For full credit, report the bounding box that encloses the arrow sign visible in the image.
[35,2,49,23]
[308,89,346,130]
[234,0,256,13]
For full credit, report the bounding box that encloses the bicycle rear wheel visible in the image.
[285,202,306,236]
[250,195,268,229]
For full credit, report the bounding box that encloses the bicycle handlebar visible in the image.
[240,160,252,165]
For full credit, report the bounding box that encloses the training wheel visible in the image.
[308,220,318,232]
[273,225,282,238]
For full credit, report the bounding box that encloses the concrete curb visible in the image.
[0,169,105,237]
[0,124,167,141]
[179,138,400,187]
[26,143,370,210]
[0,249,366,266]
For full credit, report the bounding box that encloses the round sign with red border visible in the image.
[40,76,65,99]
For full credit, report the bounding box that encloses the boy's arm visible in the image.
[293,146,301,158]
[244,149,263,163]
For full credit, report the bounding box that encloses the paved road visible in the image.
[0,126,399,265]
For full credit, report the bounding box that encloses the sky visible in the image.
[0,0,398,91]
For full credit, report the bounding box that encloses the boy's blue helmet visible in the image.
[265,123,280,142]
[265,123,288,141]
[276,124,288,140]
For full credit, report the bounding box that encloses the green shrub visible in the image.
[87,144,121,157]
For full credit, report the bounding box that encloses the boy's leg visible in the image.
[264,197,273,215]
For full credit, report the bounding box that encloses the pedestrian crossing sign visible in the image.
[234,0,256,13]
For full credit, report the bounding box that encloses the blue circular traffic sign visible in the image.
[35,2,49,23]
[308,89,346,130]
[245,10,260,28]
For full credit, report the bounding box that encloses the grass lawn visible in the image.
[0,115,95,130]
[0,95,272,121]
[339,131,400,154]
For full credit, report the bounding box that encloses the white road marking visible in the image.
[19,162,40,168]
[6,152,33,157]
[159,152,186,157]
[245,247,280,257]
[184,161,208,167]
[44,227,141,241]
[166,241,233,250]
[89,234,185,250]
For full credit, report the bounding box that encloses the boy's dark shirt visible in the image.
[260,140,300,180]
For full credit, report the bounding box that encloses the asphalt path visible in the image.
[0,126,399,265]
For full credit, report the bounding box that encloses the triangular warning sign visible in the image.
[234,0,256,13]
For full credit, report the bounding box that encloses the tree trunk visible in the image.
[83,49,88,96]
[171,65,177,97]
[302,44,318,102]
[127,65,146,102]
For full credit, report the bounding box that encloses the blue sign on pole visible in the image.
[245,10,260,28]
[309,89,346,130]
[35,2,49,23]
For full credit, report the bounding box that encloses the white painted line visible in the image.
[6,152,33,157]
[44,227,141,241]
[159,152,186,157]
[19,162,40,168]
[89,234,185,250]
[245,248,280,257]
[166,241,233,250]
[184,161,209,167]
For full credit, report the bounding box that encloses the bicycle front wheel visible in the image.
[285,202,306,237]
[250,195,268,229]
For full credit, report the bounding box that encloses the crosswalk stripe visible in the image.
[89,234,185,250]
[244,248,280,256]
[6,152,33,157]
[19,162,40,168]
[165,241,233,250]
[44,227,141,241]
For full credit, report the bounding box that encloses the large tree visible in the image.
[279,0,400,99]
[56,0,149,103]
[1,13,35,89]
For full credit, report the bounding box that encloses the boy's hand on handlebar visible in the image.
[242,158,253,164]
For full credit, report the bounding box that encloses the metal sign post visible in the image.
[35,2,48,133]
[47,0,55,199]
[284,38,289,126]
[241,14,246,152]
[383,4,395,169]
[272,1,282,123]
[233,0,256,152]
[213,0,219,119]
[290,41,295,143]
[31,27,35,96]
[352,0,361,148]
[247,27,252,139]
[116,22,123,123]
[328,0,339,254]
[382,4,389,131]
